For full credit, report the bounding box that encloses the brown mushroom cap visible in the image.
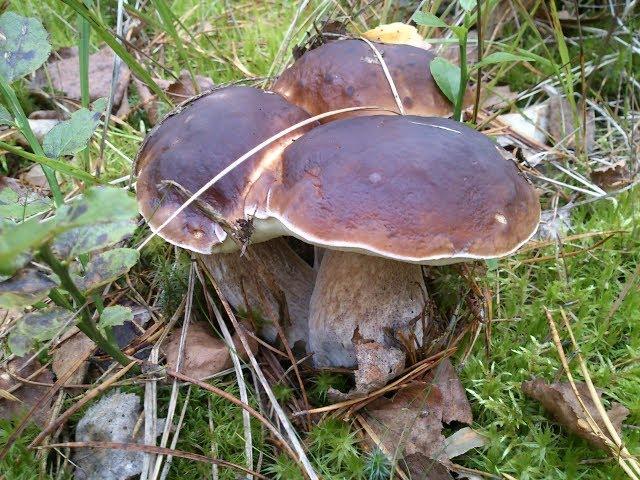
[135,86,315,253]
[265,115,541,264]
[272,39,459,121]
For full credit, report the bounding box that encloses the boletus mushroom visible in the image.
[259,115,541,393]
[273,39,471,122]
[135,86,317,349]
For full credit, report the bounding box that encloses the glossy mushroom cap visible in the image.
[265,115,541,264]
[135,86,315,253]
[272,39,459,122]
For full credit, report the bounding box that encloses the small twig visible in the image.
[29,362,137,448]
[166,369,301,468]
[36,442,267,479]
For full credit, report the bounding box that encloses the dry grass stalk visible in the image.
[159,386,192,480]
[167,369,303,472]
[294,348,456,417]
[29,361,137,448]
[201,269,319,480]
[150,264,196,480]
[194,265,254,479]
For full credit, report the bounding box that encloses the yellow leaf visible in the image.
[362,23,431,50]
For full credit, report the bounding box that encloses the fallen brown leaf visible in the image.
[20,165,51,191]
[0,356,54,427]
[163,70,215,104]
[480,85,518,110]
[31,46,131,108]
[522,378,629,450]
[51,332,95,387]
[163,321,257,380]
[132,70,214,126]
[590,161,632,192]
[363,359,477,477]
[547,95,595,151]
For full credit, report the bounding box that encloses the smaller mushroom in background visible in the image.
[261,115,541,394]
[273,39,472,122]
[135,86,317,349]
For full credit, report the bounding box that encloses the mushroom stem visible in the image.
[308,250,428,393]
[198,238,315,353]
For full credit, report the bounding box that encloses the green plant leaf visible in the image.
[0,187,136,276]
[450,26,468,40]
[0,12,51,82]
[0,268,58,307]
[43,101,107,158]
[474,51,537,68]
[412,11,448,29]
[53,219,137,261]
[98,305,133,330]
[0,180,50,221]
[459,0,477,11]
[430,57,461,104]
[54,187,137,228]
[8,307,72,356]
[0,218,56,275]
[0,104,13,125]
[71,248,139,292]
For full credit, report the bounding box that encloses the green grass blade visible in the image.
[78,0,92,173]
[59,0,172,105]
[152,0,199,93]
[0,77,64,206]
[0,141,104,185]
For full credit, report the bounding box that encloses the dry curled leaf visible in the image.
[498,103,549,145]
[480,85,517,110]
[363,360,476,477]
[0,356,54,427]
[163,321,257,380]
[522,378,629,450]
[20,164,51,191]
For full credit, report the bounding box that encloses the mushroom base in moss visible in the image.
[309,249,429,393]
[198,238,315,353]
